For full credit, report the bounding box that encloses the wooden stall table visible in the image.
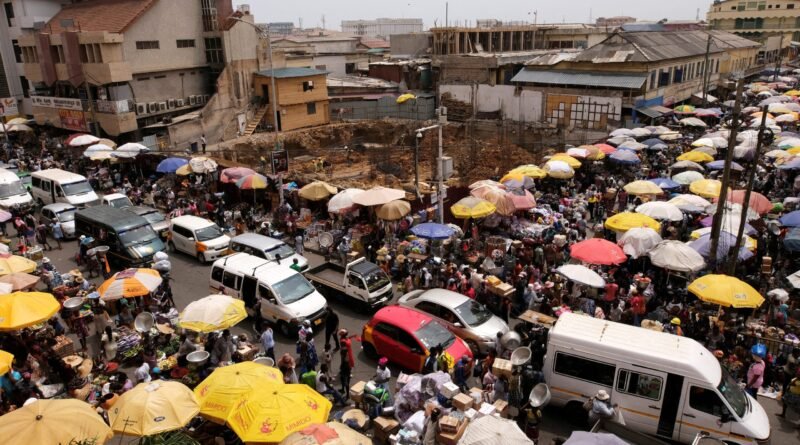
[236,345,256,361]
[518,310,556,328]
[406,253,429,263]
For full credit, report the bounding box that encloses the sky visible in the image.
[234,0,714,29]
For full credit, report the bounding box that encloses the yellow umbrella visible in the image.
[787,147,800,155]
[280,422,371,445]
[109,381,199,437]
[505,165,546,180]
[580,145,606,160]
[376,200,411,221]
[0,349,13,374]
[175,163,193,176]
[0,399,113,445]
[0,256,37,276]
[604,212,660,232]
[689,179,724,198]
[195,362,284,424]
[750,111,775,119]
[550,153,582,168]
[677,151,714,163]
[298,181,338,201]
[470,186,515,216]
[786,89,800,96]
[0,292,60,331]
[623,180,664,196]
[451,197,496,219]
[688,274,764,308]
[179,294,247,333]
[227,384,332,444]
[5,118,27,125]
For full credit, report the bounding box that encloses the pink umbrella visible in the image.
[727,190,772,215]
[508,190,536,211]
[220,167,256,184]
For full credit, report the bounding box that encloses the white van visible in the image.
[0,168,33,210]
[544,313,770,445]
[209,253,328,337]
[31,169,99,208]
[169,215,230,263]
[100,193,133,209]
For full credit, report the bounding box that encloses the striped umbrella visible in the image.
[236,173,269,190]
[97,268,163,301]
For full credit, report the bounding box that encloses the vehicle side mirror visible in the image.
[719,412,734,424]
[188,237,195,241]
[453,322,463,328]
[267,297,277,305]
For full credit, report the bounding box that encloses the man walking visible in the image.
[260,325,275,362]
[200,134,207,154]
[325,309,340,351]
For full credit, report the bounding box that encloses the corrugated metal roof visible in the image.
[256,67,329,78]
[511,70,646,89]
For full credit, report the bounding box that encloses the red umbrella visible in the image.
[570,238,627,265]
[594,143,617,155]
[727,190,772,215]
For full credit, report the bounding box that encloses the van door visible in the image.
[221,270,242,298]
[258,283,280,322]
[658,373,684,440]
[347,272,368,301]
[241,276,258,309]
[172,225,192,254]
[678,384,733,443]
[614,367,666,436]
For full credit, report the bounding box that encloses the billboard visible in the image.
[59,109,87,132]
[0,98,18,117]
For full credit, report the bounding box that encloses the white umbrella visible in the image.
[705,202,760,223]
[7,124,32,132]
[607,136,634,146]
[648,240,706,273]
[680,117,707,127]
[635,201,683,221]
[631,127,652,138]
[69,134,100,146]
[609,128,635,137]
[659,131,682,141]
[618,227,662,259]
[327,188,364,213]
[544,160,574,179]
[669,194,712,212]
[767,288,790,303]
[460,415,533,445]
[670,160,705,171]
[555,264,606,289]
[671,171,705,185]
[566,147,589,158]
[83,143,115,159]
[352,186,406,206]
[776,114,797,123]
[114,142,149,158]
[765,149,791,159]
[189,156,218,174]
[617,140,647,151]
[691,138,715,148]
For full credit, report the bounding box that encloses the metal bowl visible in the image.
[134,312,155,333]
[63,297,85,310]
[186,350,210,366]
[510,346,532,366]
[500,331,522,350]
[253,357,275,367]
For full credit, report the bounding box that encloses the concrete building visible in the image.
[707,0,798,55]
[0,0,63,116]
[341,18,423,38]
[596,16,636,28]
[272,31,386,76]
[430,24,610,55]
[266,21,294,36]
[253,67,330,132]
[17,0,260,144]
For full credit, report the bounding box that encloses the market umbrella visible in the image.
[690,228,757,251]
[648,177,681,191]
[544,160,575,179]
[226,384,332,444]
[410,223,455,240]
[549,154,581,168]
[298,181,338,201]
[691,146,718,156]
[508,189,537,211]
[680,117,707,127]
[469,179,506,190]
[706,202,759,223]
[7,124,32,133]
[784,227,800,252]
[671,160,705,171]
[677,151,714,163]
[623,180,663,196]
[660,131,683,141]
[0,349,13,374]
[669,194,712,213]
[642,138,667,150]
[175,164,193,176]
[506,165,546,179]
[565,147,589,158]
[699,214,756,234]
[618,227,662,259]
[691,138,716,148]
[68,134,100,147]
[97,268,163,301]
[83,143,115,159]
[635,202,683,221]
[674,104,696,114]
[688,274,764,308]
[689,179,724,198]
[156,157,189,173]
[179,294,247,333]
[0,399,113,445]
[609,128,635,137]
[188,156,218,174]
[647,240,706,273]
[604,212,660,232]
[569,238,627,265]
[109,381,199,437]
[459,415,533,445]
[617,140,647,151]
[451,196,496,219]
[195,361,284,424]
[471,186,515,216]
[727,190,772,215]
[501,175,535,190]
[113,142,149,158]
[352,186,406,207]
[555,264,606,288]
[376,200,411,221]
[236,173,269,190]
[220,167,256,184]
[563,431,627,445]
[780,210,800,227]
[500,172,539,184]
[765,149,791,159]
[0,273,39,291]
[0,292,60,331]
[688,233,753,262]
[327,188,364,214]
[707,160,744,171]
[671,170,705,185]
[609,150,640,165]
[279,422,371,445]
[5,118,27,125]
[594,143,617,154]
[0,256,37,276]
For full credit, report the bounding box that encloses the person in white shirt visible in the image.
[315,364,346,406]
[260,326,275,361]
[134,357,151,383]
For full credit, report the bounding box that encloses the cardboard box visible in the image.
[493,399,509,417]
[436,416,468,445]
[477,402,496,418]
[441,382,460,399]
[492,358,513,379]
[350,381,366,404]
[464,408,478,421]
[439,415,461,434]
[373,416,400,443]
[452,393,473,411]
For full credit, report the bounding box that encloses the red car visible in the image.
[361,305,473,373]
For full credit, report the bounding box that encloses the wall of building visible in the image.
[278,101,330,131]
[390,33,431,58]
[439,84,542,122]
[130,68,210,103]
[330,95,435,120]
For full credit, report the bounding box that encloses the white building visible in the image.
[341,18,423,38]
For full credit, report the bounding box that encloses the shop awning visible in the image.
[693,92,718,103]
[635,105,673,118]
[511,70,647,89]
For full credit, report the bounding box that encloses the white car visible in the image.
[229,233,309,271]
[40,203,77,239]
[169,215,230,263]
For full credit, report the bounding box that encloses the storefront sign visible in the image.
[59,109,87,131]
[31,96,83,111]
[0,98,19,116]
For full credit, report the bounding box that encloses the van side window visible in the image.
[259,284,276,302]
[222,271,241,290]
[689,386,730,417]
[616,369,662,400]
[32,177,41,188]
[554,352,615,387]
[211,266,223,283]
[42,180,51,192]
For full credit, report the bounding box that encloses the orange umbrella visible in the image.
[727,190,772,215]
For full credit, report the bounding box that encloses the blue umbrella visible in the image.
[649,178,681,190]
[688,233,753,261]
[410,222,455,240]
[641,138,663,147]
[707,160,744,171]
[609,150,640,165]
[156,157,188,173]
[780,210,800,227]
[784,228,800,252]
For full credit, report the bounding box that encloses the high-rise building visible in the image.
[707,0,798,54]
[341,18,423,38]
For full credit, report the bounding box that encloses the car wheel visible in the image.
[197,252,206,263]
[278,321,292,338]
[362,341,378,359]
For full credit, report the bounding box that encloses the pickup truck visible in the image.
[304,258,393,310]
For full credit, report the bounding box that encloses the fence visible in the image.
[330,95,436,121]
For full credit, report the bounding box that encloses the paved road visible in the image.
[45,237,798,444]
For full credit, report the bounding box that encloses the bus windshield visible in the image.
[0,181,26,198]
[61,180,93,196]
[118,225,158,246]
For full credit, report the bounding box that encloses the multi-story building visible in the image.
[0,0,64,116]
[341,18,423,38]
[707,0,799,55]
[17,0,259,142]
[272,31,386,76]
[253,67,329,132]
[266,22,294,36]
[596,16,637,28]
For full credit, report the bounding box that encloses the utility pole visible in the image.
[728,106,768,273]
[774,34,784,82]
[709,79,744,270]
[701,32,712,107]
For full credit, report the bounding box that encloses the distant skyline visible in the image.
[234,0,715,29]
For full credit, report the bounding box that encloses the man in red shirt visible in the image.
[604,279,618,303]
[630,290,646,327]
[339,329,355,394]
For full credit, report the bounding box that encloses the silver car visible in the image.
[398,288,509,355]
[40,203,77,239]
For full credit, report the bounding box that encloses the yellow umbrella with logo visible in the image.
[604,212,660,232]
[195,361,284,424]
[689,179,724,198]
[109,381,199,437]
[688,274,764,308]
[451,197,496,219]
[0,399,113,445]
[0,349,13,374]
[677,151,714,163]
[0,256,37,276]
[179,294,247,333]
[0,292,60,331]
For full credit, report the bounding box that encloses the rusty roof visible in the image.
[45,0,157,34]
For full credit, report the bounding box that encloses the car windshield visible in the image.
[55,209,76,222]
[272,273,316,304]
[0,181,26,198]
[195,224,223,241]
[453,299,493,326]
[118,225,157,246]
[364,269,390,292]
[718,366,747,418]
[109,197,132,208]
[141,211,165,224]
[415,320,455,350]
[61,180,93,196]
[265,243,296,261]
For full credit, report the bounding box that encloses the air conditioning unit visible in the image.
[136,103,146,115]
[203,95,210,103]
[158,102,167,111]
[167,99,175,109]
[188,96,197,106]
[195,95,204,105]
[176,99,185,107]
[147,102,158,113]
